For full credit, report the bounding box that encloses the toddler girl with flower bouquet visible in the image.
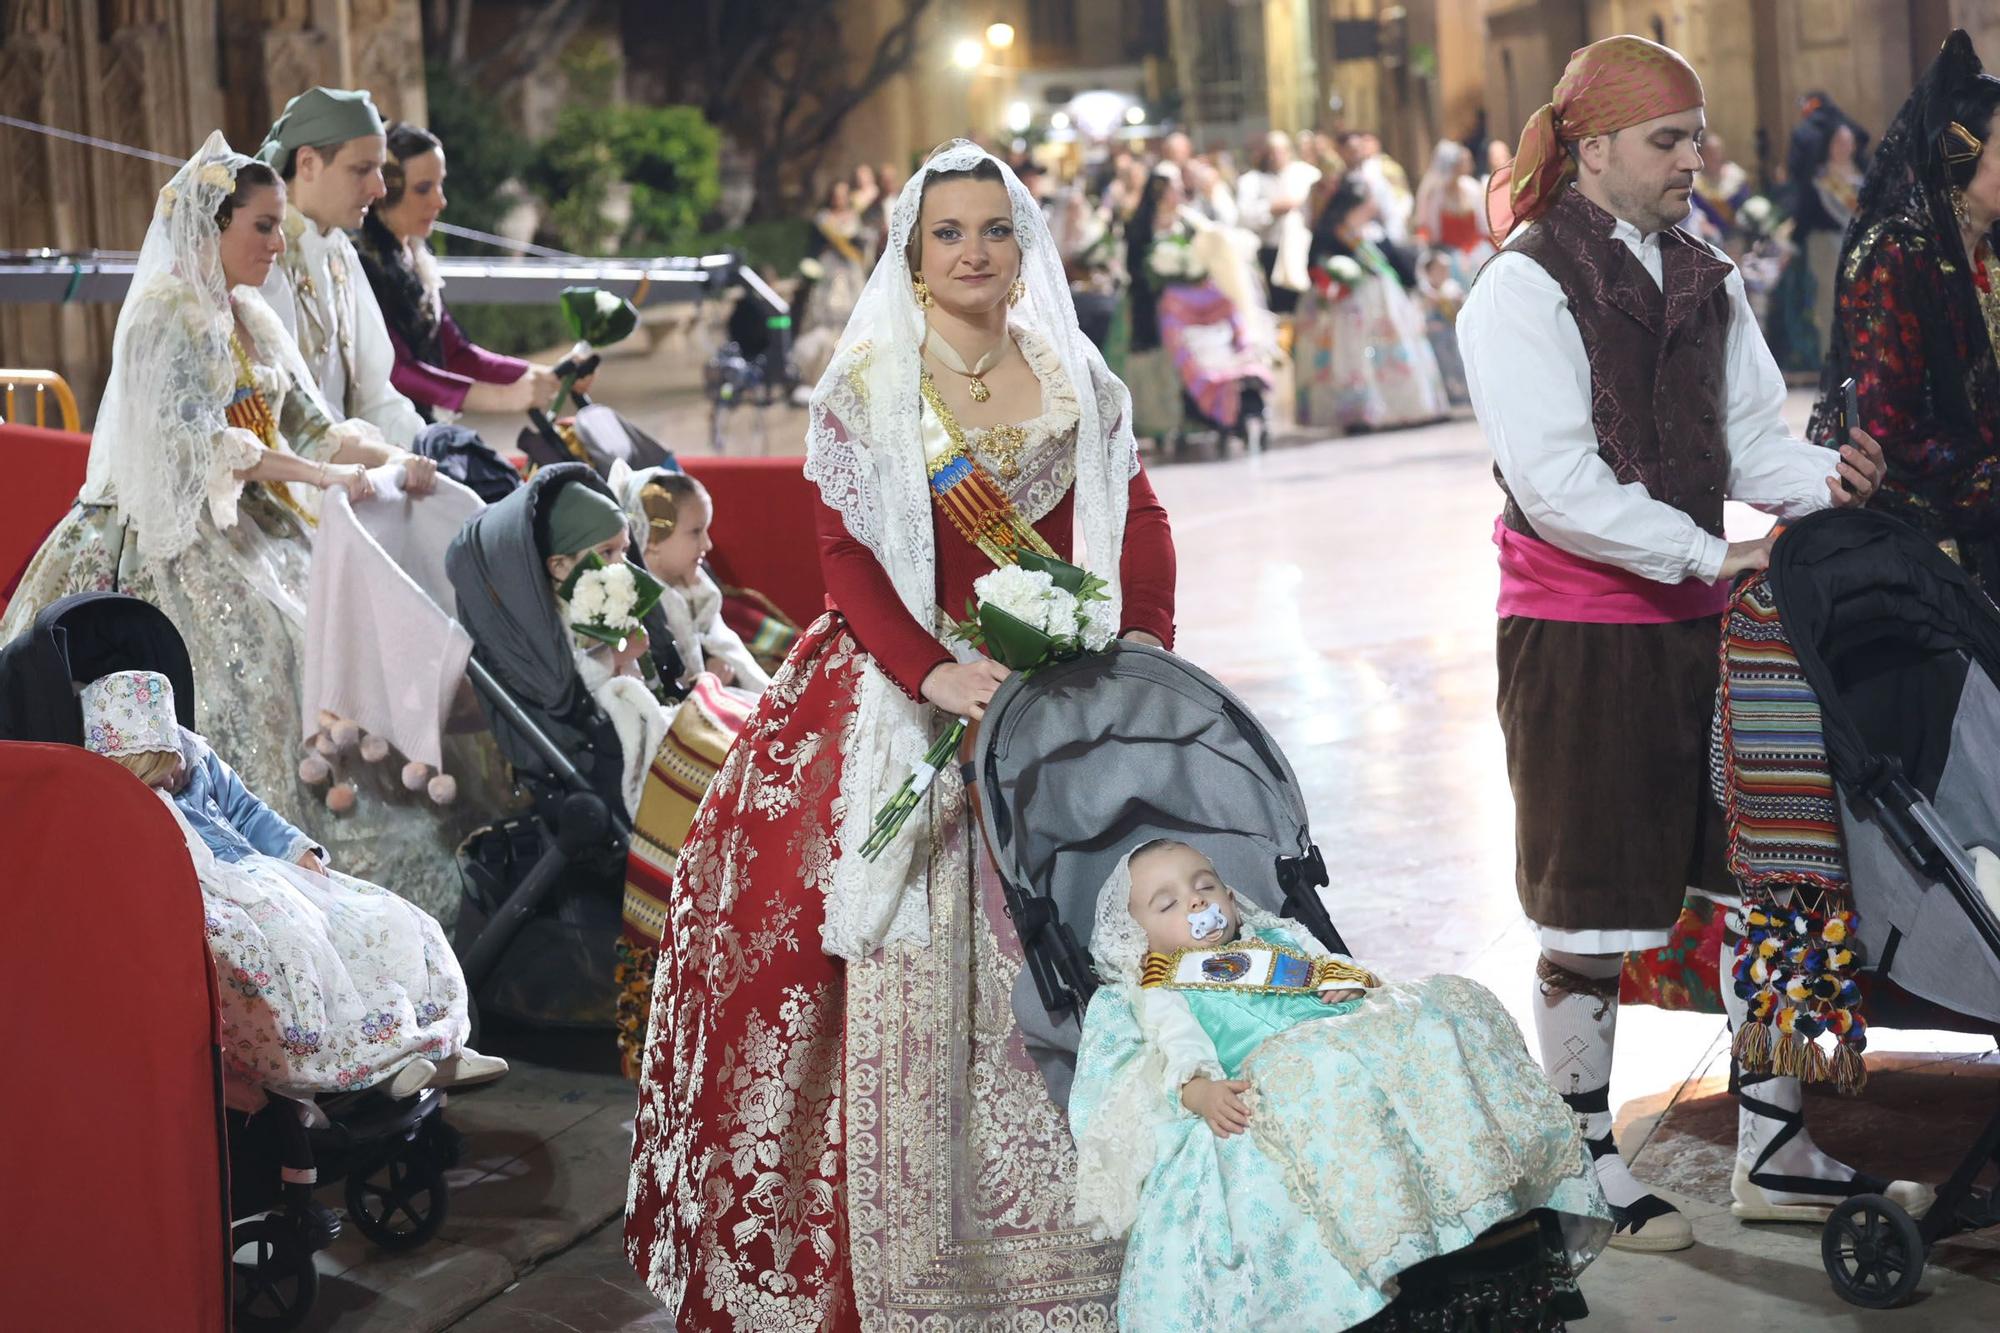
[1072,838,1610,1329]
[81,669,503,1111]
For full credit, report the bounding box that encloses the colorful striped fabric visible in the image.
[1717,575,1870,1091]
[1718,577,1849,890]
[622,675,753,948]
[616,675,753,1077]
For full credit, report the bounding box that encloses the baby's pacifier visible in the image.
[1187,901,1229,942]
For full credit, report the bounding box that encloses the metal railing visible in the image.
[0,369,80,430]
[0,248,750,308]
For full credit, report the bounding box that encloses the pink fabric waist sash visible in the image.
[1494,514,1730,624]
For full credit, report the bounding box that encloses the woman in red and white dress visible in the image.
[624,141,1175,1330]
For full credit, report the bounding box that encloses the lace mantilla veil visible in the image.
[805,139,1140,961]
[81,130,331,563]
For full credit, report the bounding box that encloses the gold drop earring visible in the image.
[912,274,935,309]
[1007,278,1026,307]
[1952,185,1973,232]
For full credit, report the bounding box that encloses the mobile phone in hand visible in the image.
[1836,376,1860,495]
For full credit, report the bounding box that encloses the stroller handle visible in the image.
[464,657,589,791]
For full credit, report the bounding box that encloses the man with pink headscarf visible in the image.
[1458,35,1910,1253]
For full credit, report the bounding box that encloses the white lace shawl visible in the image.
[80,131,369,563]
[805,140,1140,961]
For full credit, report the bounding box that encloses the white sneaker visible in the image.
[385,1057,438,1100]
[432,1049,509,1089]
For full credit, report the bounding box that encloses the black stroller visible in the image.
[0,594,458,1332]
[445,464,647,1036]
[1747,510,2000,1307]
[972,642,1591,1327]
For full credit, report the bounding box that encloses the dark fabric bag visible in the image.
[413,421,522,504]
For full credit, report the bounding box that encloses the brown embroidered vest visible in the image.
[1494,187,1735,538]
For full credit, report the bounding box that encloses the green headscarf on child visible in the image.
[546,483,628,558]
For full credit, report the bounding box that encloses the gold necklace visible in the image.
[920,370,1031,482]
[924,326,1007,402]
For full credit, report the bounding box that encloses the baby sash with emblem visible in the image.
[1141,939,1379,994]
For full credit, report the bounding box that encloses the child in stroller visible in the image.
[79,668,506,1106]
[1073,839,1609,1329]
[538,479,665,817]
[448,464,748,1071]
[0,592,489,1328]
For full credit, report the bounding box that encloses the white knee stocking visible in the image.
[1533,950,1647,1209]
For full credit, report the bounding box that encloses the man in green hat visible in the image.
[257,86,427,448]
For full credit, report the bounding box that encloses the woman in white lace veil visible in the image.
[1,130,480,914]
[626,140,1178,1329]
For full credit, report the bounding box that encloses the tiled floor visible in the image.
[320,405,2000,1331]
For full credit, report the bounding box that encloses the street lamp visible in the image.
[986,22,1015,50]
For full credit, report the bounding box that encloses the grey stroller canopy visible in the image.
[973,642,1345,1096]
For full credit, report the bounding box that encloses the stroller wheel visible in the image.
[345,1125,451,1252]
[1822,1194,1926,1308]
[231,1215,319,1331]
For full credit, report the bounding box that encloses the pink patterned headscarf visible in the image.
[1487,34,1705,244]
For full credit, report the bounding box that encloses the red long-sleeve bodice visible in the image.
[816,468,1177,699]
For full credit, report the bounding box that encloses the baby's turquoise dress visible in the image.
[1070,927,1610,1330]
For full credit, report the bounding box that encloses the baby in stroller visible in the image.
[79,668,505,1108]
[612,466,771,698]
[1072,838,1609,1328]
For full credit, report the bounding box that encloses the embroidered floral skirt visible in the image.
[203,850,469,1111]
[625,614,1122,1330]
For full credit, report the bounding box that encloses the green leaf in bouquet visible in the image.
[978,603,1057,671]
[1012,548,1090,595]
[572,622,631,651]
[559,285,641,349]
[555,549,608,602]
[627,561,666,621]
[949,596,987,651]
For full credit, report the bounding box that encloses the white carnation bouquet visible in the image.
[558,553,665,656]
[1147,234,1209,286]
[862,551,1114,860]
[1314,254,1367,298]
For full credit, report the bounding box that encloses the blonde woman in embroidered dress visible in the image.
[0,133,479,912]
[1072,841,1609,1329]
[626,141,1177,1330]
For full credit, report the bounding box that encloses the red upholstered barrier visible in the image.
[0,422,90,614]
[0,426,834,637]
[0,743,230,1330]
[681,455,828,630]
